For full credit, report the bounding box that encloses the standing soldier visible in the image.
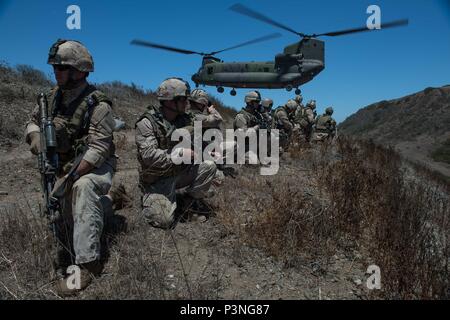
[272,99,298,151]
[25,39,116,296]
[135,78,217,230]
[313,107,337,143]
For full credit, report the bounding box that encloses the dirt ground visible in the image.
[0,130,370,300]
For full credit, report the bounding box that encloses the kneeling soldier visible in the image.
[135,78,217,229]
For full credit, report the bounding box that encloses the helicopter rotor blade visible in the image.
[210,32,282,55]
[130,39,206,56]
[229,3,305,37]
[313,19,409,37]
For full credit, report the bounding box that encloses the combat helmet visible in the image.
[306,100,317,110]
[325,107,334,115]
[47,39,94,72]
[190,88,209,106]
[261,98,273,109]
[157,77,191,101]
[244,90,262,105]
[294,94,303,105]
[285,99,298,112]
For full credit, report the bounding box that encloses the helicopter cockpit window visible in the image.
[207,67,213,75]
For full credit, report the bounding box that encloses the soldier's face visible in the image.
[174,96,189,114]
[53,65,70,86]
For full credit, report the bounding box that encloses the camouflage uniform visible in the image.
[313,107,337,142]
[25,40,116,269]
[189,89,223,130]
[273,100,297,151]
[136,79,217,229]
[294,100,316,142]
[260,98,274,127]
[233,91,264,162]
[189,89,230,184]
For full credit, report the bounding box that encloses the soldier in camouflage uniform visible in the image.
[135,78,217,230]
[295,99,316,143]
[189,88,229,184]
[189,89,223,131]
[233,91,264,162]
[25,39,116,296]
[233,91,262,131]
[294,94,304,109]
[261,98,274,125]
[313,107,337,143]
[272,99,298,151]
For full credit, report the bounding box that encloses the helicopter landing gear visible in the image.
[295,88,301,95]
[285,85,293,92]
[217,86,224,93]
[230,89,237,96]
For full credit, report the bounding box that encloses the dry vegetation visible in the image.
[1,137,448,299]
[0,64,448,300]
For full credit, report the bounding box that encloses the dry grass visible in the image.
[215,138,449,299]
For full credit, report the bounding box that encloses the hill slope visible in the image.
[0,63,448,300]
[339,85,450,177]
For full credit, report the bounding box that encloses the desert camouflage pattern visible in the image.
[294,94,303,105]
[189,107,223,130]
[136,101,217,229]
[47,39,94,72]
[25,83,116,266]
[244,90,261,104]
[273,106,294,150]
[233,106,260,130]
[25,83,116,169]
[156,78,191,101]
[57,162,114,264]
[190,88,209,107]
[141,161,217,229]
[313,113,337,142]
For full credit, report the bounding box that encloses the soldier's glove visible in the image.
[53,117,72,153]
[29,132,41,155]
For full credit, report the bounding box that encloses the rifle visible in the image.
[37,93,60,240]
[255,110,272,132]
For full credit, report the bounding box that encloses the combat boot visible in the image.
[55,260,102,297]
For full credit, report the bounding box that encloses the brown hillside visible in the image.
[339,85,450,177]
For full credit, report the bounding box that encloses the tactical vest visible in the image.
[136,103,194,184]
[46,85,112,163]
[316,115,334,133]
[234,107,259,129]
[273,106,288,129]
[295,106,312,128]
[136,103,193,151]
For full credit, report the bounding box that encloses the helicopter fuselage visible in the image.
[191,38,325,91]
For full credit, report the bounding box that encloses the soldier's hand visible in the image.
[29,132,41,155]
[207,105,216,114]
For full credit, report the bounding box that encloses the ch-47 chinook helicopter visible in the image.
[131,3,408,96]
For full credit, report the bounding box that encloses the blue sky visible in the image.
[1,0,449,122]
